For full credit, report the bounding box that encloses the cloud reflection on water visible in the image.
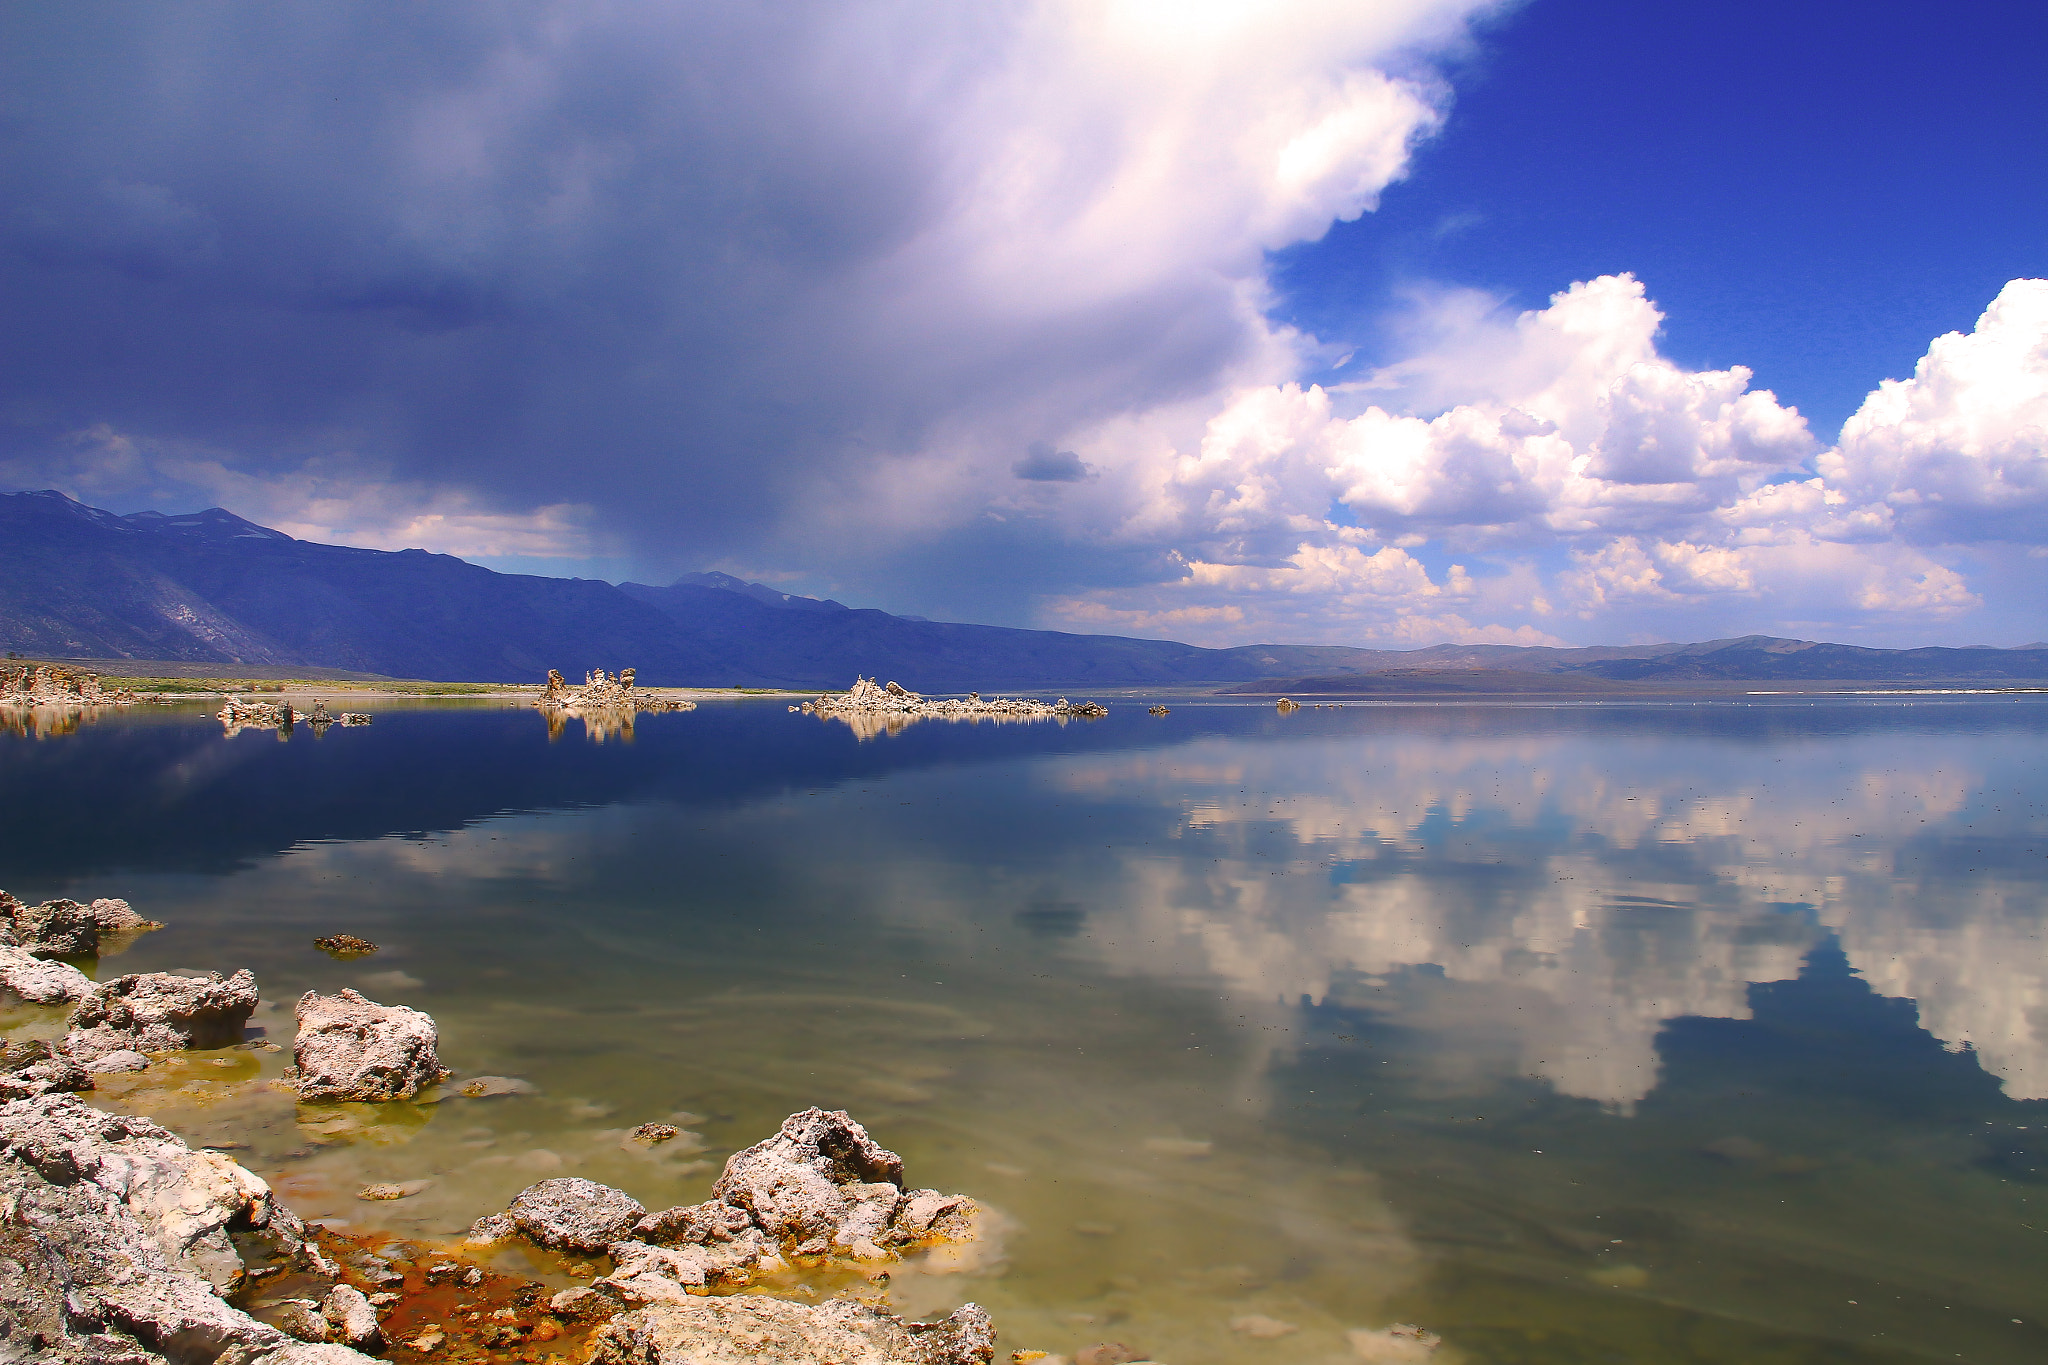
[836,717,2048,1108]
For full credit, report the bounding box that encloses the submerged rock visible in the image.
[287,988,449,1101]
[1347,1324,1442,1361]
[588,1297,994,1365]
[0,1093,367,1363]
[64,969,260,1062]
[311,934,377,959]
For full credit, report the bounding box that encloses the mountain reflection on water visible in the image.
[4,696,2046,1363]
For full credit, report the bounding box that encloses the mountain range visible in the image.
[4,489,2045,688]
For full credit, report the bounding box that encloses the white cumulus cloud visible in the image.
[1024,273,2042,644]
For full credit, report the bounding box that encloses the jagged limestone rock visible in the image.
[65,970,259,1063]
[0,1094,368,1364]
[0,891,159,960]
[479,1109,978,1296]
[587,1297,994,1365]
[709,1107,973,1257]
[286,989,448,1102]
[0,1038,92,1100]
[10,897,96,955]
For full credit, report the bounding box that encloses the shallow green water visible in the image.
[4,695,2046,1363]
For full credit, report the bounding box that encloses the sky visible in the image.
[1,0,2043,649]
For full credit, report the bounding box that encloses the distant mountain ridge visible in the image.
[3,489,2042,687]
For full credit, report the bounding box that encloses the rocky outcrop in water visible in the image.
[0,663,139,709]
[708,1108,977,1260]
[801,677,1106,729]
[0,889,161,958]
[537,668,696,715]
[285,988,448,1101]
[470,1108,980,1301]
[310,934,376,960]
[0,1092,369,1364]
[218,696,291,733]
[64,970,260,1064]
[588,1297,995,1365]
[534,667,696,741]
[0,893,163,1005]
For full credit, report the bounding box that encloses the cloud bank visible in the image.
[1033,276,2042,644]
[0,2,2041,642]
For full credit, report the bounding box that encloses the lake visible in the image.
[3,694,2045,1364]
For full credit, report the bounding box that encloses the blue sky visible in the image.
[1,1,2042,648]
[1275,0,2047,436]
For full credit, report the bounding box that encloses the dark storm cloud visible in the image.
[0,1,1311,595]
[1012,443,1092,482]
[0,0,1504,626]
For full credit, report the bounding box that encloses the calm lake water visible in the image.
[4,695,2046,1364]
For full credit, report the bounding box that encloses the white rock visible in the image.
[288,988,448,1101]
[0,943,95,1003]
[0,1092,376,1363]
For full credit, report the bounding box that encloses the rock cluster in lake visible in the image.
[216,698,373,736]
[0,889,162,1006]
[0,880,1008,1364]
[535,667,696,741]
[469,1107,981,1298]
[801,676,1108,725]
[0,663,139,708]
[536,667,697,715]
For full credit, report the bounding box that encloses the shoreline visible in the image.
[0,888,1008,1365]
